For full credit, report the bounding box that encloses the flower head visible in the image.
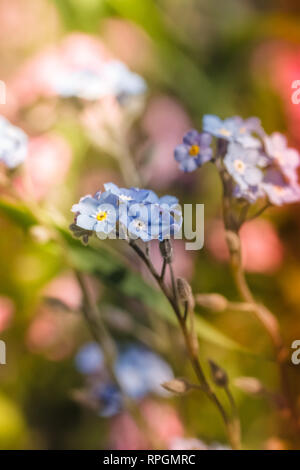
[0,116,27,168]
[114,344,173,399]
[75,342,104,375]
[224,142,265,192]
[71,191,118,236]
[55,60,146,102]
[264,132,300,182]
[174,130,212,172]
[262,168,300,206]
[203,115,262,148]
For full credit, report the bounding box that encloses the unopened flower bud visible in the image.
[196,293,228,312]
[162,378,191,394]
[234,377,264,396]
[159,239,173,263]
[177,278,195,309]
[208,359,229,387]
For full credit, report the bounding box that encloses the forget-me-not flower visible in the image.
[203,115,262,148]
[71,190,118,236]
[261,168,300,206]
[174,130,212,172]
[224,142,265,192]
[0,116,28,168]
[264,132,300,183]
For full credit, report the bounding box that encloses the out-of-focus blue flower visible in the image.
[264,133,300,183]
[75,342,104,375]
[233,184,264,203]
[103,61,147,100]
[94,383,122,418]
[55,69,110,100]
[224,142,265,192]
[203,115,262,148]
[0,116,28,168]
[262,168,300,206]
[174,130,212,172]
[55,61,146,101]
[71,191,118,236]
[114,345,174,400]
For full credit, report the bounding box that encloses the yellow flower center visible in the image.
[218,128,231,137]
[234,159,245,173]
[96,211,107,221]
[274,186,284,194]
[189,145,200,157]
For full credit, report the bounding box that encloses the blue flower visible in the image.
[94,383,122,417]
[114,344,173,400]
[71,191,118,236]
[174,130,212,172]
[104,61,147,100]
[203,115,262,148]
[224,142,265,192]
[55,69,109,100]
[104,182,149,204]
[261,168,300,206]
[55,61,146,101]
[0,116,28,168]
[264,132,300,183]
[120,201,182,242]
[75,342,104,375]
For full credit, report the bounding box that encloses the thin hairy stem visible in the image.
[128,239,241,449]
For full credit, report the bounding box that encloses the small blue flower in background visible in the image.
[114,344,174,400]
[93,383,122,418]
[224,142,265,192]
[103,61,147,100]
[233,184,264,203]
[203,115,262,148]
[174,130,212,172]
[264,133,300,183]
[75,342,104,375]
[262,168,300,206]
[75,342,174,417]
[71,191,118,236]
[0,116,28,169]
[55,61,146,102]
[55,69,110,101]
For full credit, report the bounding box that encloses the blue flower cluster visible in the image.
[71,182,182,242]
[55,60,147,101]
[0,116,28,169]
[174,115,300,206]
[75,342,174,417]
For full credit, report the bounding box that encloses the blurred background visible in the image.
[0,0,300,450]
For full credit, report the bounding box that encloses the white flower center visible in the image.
[234,159,245,173]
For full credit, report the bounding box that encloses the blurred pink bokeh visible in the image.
[206,219,284,273]
[109,399,183,450]
[141,95,192,189]
[14,133,72,201]
[0,296,14,333]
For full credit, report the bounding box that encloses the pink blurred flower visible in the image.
[141,96,192,189]
[26,306,79,361]
[0,296,14,333]
[43,273,82,311]
[14,133,72,200]
[9,33,112,109]
[101,18,153,70]
[206,219,283,273]
[109,399,183,450]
